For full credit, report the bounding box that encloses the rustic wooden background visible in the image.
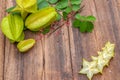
[0,0,120,80]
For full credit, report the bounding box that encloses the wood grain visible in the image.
[0,0,6,80]
[0,0,120,80]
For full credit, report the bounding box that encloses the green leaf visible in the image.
[79,21,87,32]
[62,7,72,20]
[63,11,68,20]
[75,14,96,22]
[37,0,43,4]
[6,6,16,13]
[75,14,81,19]
[73,19,81,28]
[72,5,80,11]
[74,14,95,32]
[48,0,58,4]
[86,16,96,22]
[38,1,50,9]
[42,26,51,34]
[71,0,82,5]
[79,21,94,32]
[65,7,72,14]
[75,14,86,21]
[55,0,68,10]
[56,13,61,21]
[86,22,94,32]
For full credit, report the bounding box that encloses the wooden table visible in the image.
[0,0,120,80]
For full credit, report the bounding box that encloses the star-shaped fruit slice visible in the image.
[92,55,109,73]
[79,59,99,80]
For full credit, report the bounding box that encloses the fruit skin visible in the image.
[25,7,58,31]
[17,39,36,52]
[16,0,37,9]
[12,0,37,19]
[1,14,24,43]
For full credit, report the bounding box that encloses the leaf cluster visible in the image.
[73,14,96,32]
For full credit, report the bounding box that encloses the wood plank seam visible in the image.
[67,21,74,80]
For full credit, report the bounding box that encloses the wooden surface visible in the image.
[0,0,120,80]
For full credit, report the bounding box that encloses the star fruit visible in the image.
[79,42,115,80]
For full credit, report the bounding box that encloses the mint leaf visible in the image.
[6,6,16,13]
[55,0,68,10]
[37,0,43,4]
[86,22,94,32]
[65,7,72,14]
[48,0,58,4]
[38,1,50,9]
[79,21,94,32]
[71,0,82,5]
[75,14,96,22]
[73,19,81,28]
[75,14,86,21]
[56,13,61,21]
[86,16,96,22]
[63,11,68,20]
[72,5,80,11]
